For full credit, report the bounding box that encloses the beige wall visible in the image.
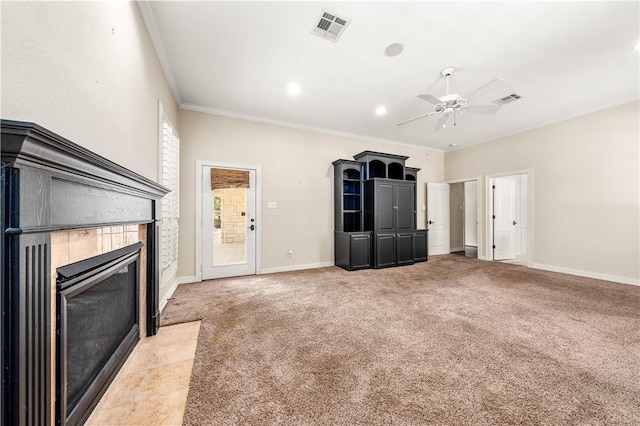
[1,1,177,181]
[5,2,634,285]
[178,110,444,277]
[445,101,639,283]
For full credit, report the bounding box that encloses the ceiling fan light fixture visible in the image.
[398,66,505,130]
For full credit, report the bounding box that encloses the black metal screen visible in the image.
[65,264,136,410]
[57,243,142,426]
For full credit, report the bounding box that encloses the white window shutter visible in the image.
[160,111,180,277]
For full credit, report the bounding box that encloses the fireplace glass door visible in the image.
[56,244,141,426]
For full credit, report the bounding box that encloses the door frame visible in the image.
[195,159,262,282]
[486,169,534,265]
[446,176,481,255]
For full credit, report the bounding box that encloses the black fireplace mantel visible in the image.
[1,120,169,426]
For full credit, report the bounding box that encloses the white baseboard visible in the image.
[159,275,196,312]
[260,261,334,275]
[176,275,197,285]
[530,263,639,286]
[159,280,179,313]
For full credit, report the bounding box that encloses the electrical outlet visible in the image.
[267,201,277,209]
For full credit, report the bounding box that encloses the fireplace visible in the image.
[56,243,142,426]
[1,121,169,426]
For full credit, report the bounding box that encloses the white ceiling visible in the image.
[142,1,639,151]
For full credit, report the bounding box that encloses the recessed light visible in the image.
[287,82,301,96]
[375,106,387,116]
[384,43,404,57]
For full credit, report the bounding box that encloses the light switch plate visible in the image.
[267,201,277,209]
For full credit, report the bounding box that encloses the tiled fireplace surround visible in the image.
[1,121,168,426]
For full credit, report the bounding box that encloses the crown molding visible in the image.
[137,1,182,106]
[179,103,445,154]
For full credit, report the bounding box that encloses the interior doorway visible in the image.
[487,170,532,265]
[448,179,479,259]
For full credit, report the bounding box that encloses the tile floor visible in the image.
[86,321,201,426]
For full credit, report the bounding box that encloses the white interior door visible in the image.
[202,165,257,279]
[427,182,450,255]
[493,178,517,260]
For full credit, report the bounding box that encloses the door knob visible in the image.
[428,220,434,225]
[512,220,517,226]
[250,224,255,231]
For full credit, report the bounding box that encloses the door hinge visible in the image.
[493,245,496,249]
[492,185,496,190]
[492,215,495,219]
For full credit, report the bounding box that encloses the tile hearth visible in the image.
[86,321,201,426]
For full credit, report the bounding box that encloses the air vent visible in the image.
[311,9,350,42]
[493,93,522,106]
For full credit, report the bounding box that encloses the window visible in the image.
[159,103,179,280]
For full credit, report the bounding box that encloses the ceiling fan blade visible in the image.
[397,112,436,126]
[417,93,442,105]
[434,114,449,131]
[464,78,506,102]
[467,105,501,115]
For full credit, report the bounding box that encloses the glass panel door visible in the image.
[202,165,256,279]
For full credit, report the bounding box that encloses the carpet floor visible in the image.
[161,255,640,425]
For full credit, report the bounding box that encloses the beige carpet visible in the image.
[161,255,640,425]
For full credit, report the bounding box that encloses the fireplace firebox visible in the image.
[56,243,143,426]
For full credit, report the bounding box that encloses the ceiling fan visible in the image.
[398,66,506,131]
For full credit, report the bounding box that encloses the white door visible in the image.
[202,165,257,279]
[427,182,450,255]
[493,178,517,260]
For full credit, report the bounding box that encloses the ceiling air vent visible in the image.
[493,93,522,106]
[311,9,350,42]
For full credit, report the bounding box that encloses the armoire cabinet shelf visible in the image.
[333,152,428,271]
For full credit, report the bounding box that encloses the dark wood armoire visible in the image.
[333,151,427,270]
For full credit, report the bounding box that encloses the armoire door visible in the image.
[375,233,396,268]
[376,182,395,232]
[396,233,415,265]
[395,182,415,232]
